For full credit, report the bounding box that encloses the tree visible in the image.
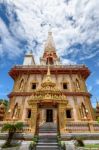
[1,122,23,147]
[0,99,9,110]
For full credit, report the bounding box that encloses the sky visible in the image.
[0,0,99,107]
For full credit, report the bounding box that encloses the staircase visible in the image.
[36,123,59,150]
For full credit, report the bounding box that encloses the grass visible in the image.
[84,144,99,148]
[2,143,20,148]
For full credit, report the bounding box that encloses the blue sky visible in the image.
[0,0,99,107]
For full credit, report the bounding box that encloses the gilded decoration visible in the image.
[28,64,68,105]
[28,64,68,132]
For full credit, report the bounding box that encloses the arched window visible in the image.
[63,83,68,89]
[19,79,24,90]
[27,109,31,118]
[46,57,54,65]
[12,103,18,118]
[76,79,80,90]
[31,83,36,90]
[66,109,72,118]
[80,103,87,119]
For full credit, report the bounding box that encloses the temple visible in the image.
[5,32,99,135]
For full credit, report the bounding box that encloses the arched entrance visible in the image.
[38,102,58,125]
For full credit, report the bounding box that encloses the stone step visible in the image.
[39,127,57,130]
[37,142,58,145]
[38,142,57,144]
[37,144,58,147]
[39,134,57,136]
[39,129,57,131]
[38,138,57,141]
[38,140,57,143]
[39,126,57,129]
[36,123,59,150]
[39,128,57,131]
[39,131,57,133]
[36,148,59,150]
[36,145,59,150]
[37,145,59,147]
[39,134,57,137]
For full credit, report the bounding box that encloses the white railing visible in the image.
[66,122,99,132]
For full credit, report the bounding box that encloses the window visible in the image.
[19,79,24,90]
[12,103,18,118]
[31,83,36,89]
[66,109,72,118]
[63,83,68,89]
[27,109,31,118]
[76,79,80,90]
[80,103,87,118]
[46,57,54,65]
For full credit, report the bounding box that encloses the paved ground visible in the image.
[84,140,99,144]
[0,140,31,150]
[65,140,99,150]
[65,141,76,150]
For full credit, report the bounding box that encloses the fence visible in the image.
[65,122,99,132]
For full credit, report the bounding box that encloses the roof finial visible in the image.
[49,23,52,31]
[41,58,52,84]
[44,29,56,52]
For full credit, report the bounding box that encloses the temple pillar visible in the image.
[54,109,57,123]
[58,103,66,134]
[30,103,38,134]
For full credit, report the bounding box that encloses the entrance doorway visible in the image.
[46,109,53,122]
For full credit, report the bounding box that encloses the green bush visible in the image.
[57,133,66,150]
[1,122,23,148]
[29,141,36,150]
[61,141,66,150]
[58,140,61,146]
[76,139,84,147]
[57,134,61,142]
[97,117,99,123]
[32,135,39,143]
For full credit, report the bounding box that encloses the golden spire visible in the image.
[44,60,52,82]
[44,31,56,52]
[41,59,55,87]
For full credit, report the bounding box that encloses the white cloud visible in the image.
[0,18,22,58]
[87,85,93,92]
[0,0,99,63]
[60,58,76,65]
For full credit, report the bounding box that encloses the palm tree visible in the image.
[2,122,23,147]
